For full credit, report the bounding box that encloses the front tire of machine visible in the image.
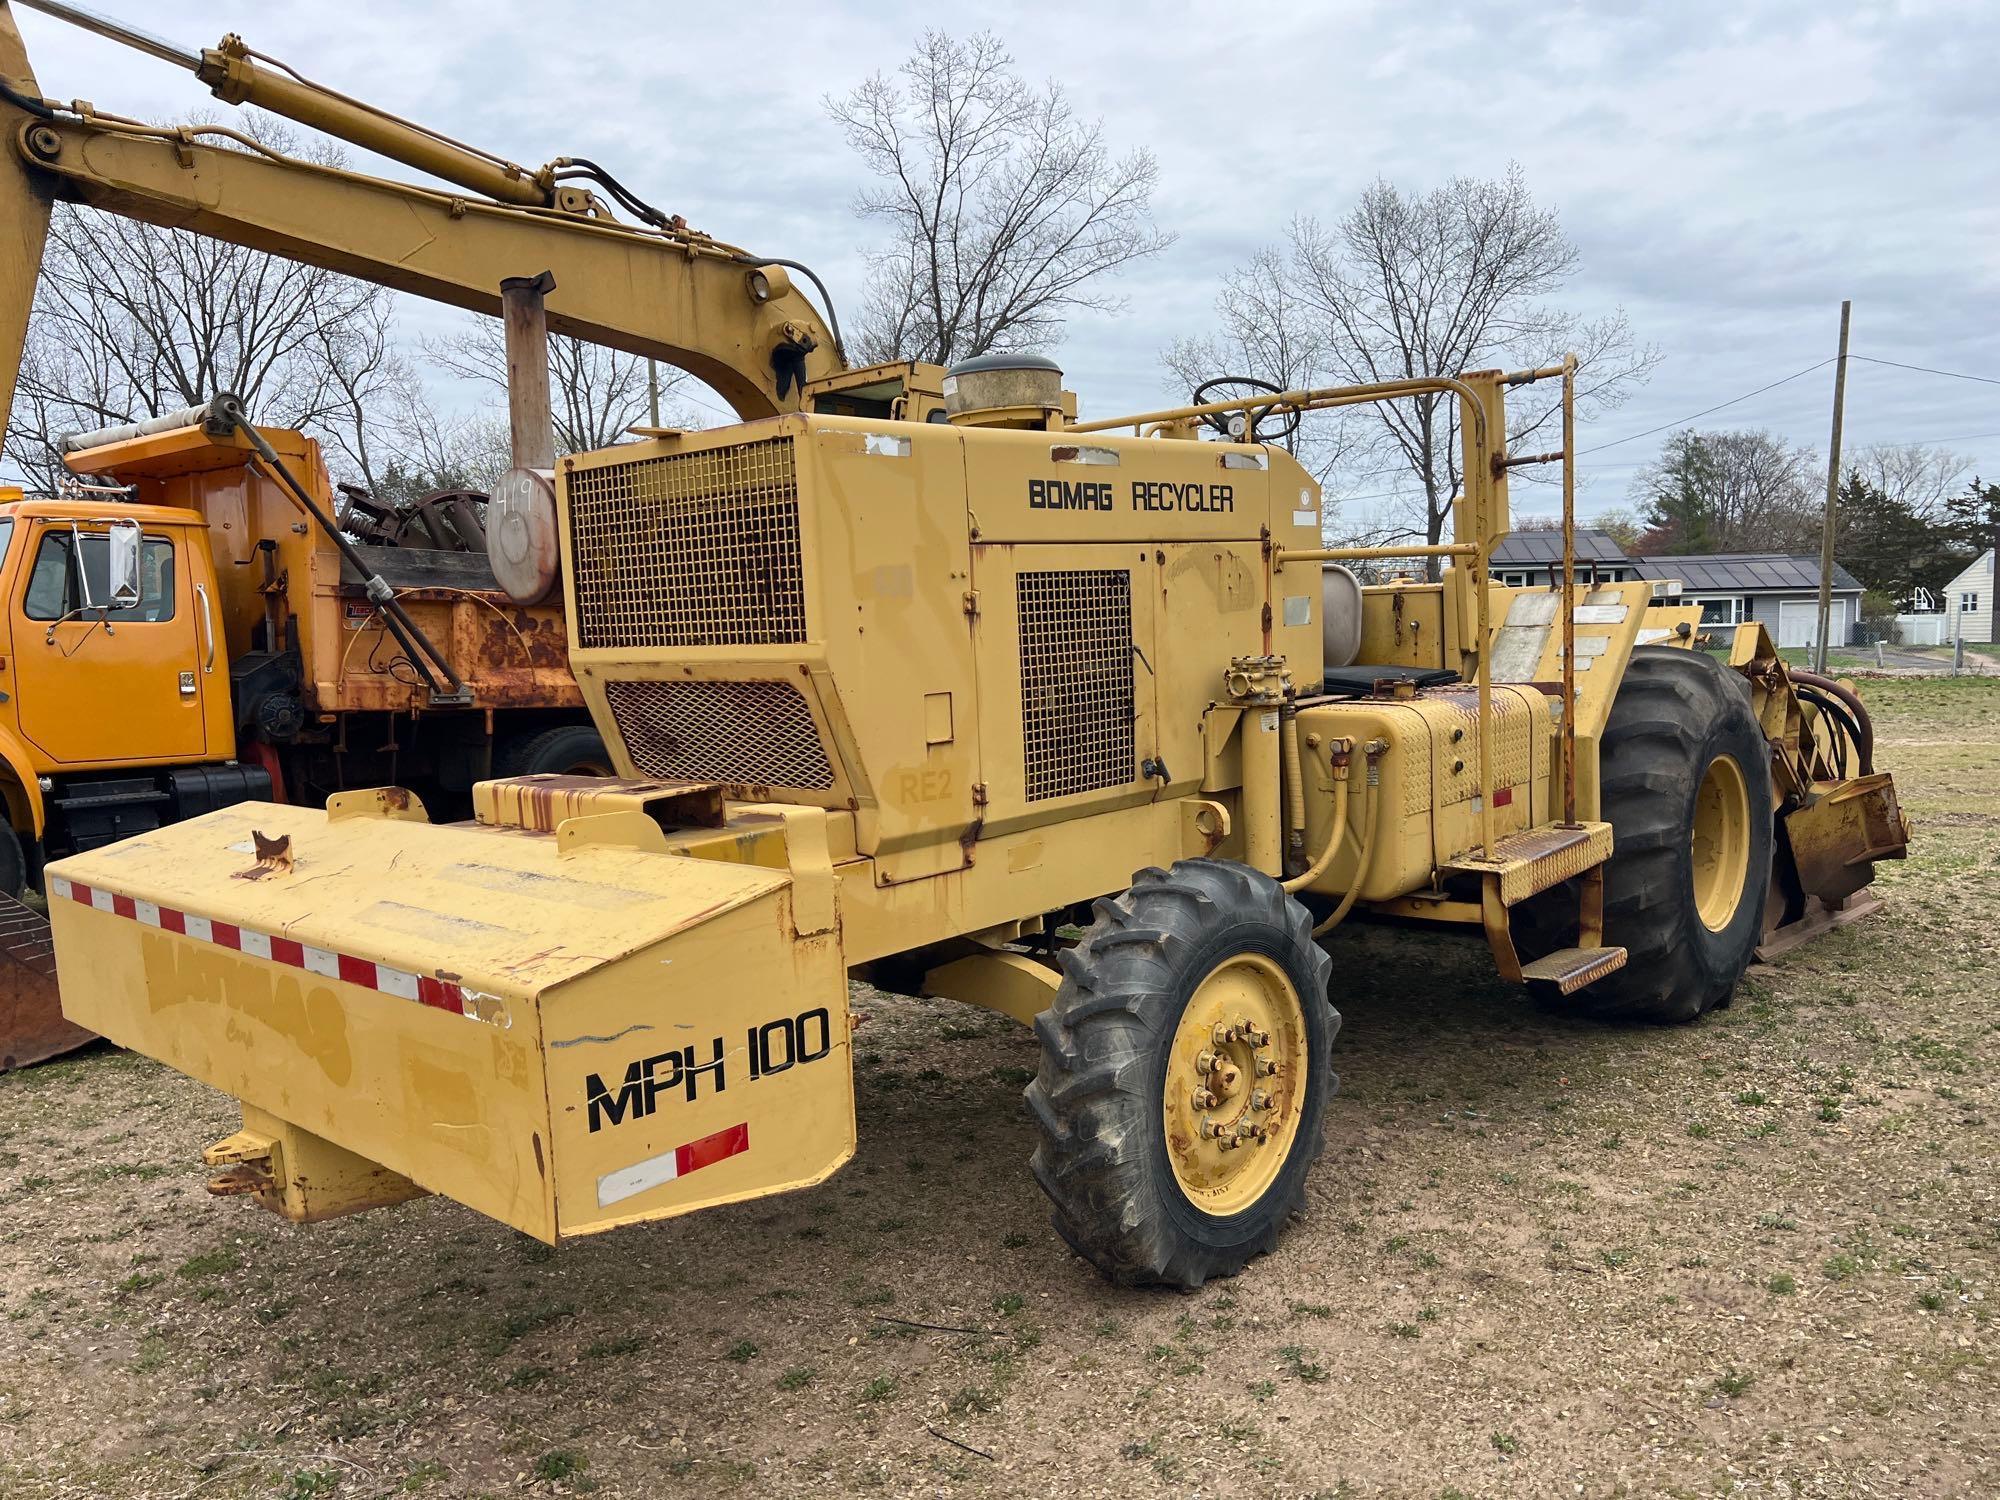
[1026,860,1338,1288]
[1520,646,1774,1023]
[0,823,26,899]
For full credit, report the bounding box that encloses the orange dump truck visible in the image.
[0,408,604,1067]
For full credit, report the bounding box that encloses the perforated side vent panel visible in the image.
[1018,569,1136,802]
[603,679,835,790]
[568,437,805,649]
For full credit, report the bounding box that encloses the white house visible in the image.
[1941,549,1995,644]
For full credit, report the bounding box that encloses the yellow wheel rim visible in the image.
[1691,753,1752,932]
[1161,953,1308,1217]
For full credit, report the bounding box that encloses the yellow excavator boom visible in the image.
[0,0,846,421]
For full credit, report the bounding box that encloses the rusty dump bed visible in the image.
[0,891,86,1070]
[45,794,854,1241]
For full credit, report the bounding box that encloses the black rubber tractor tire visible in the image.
[1025,859,1338,1288]
[498,724,613,778]
[1520,646,1774,1023]
[0,823,26,899]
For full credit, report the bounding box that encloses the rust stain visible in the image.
[383,787,411,812]
[235,830,294,881]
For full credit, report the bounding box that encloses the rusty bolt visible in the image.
[1212,1023,1235,1049]
[1196,1049,1218,1074]
[1251,1089,1272,1111]
[1255,1055,1279,1077]
[1199,1118,1219,1140]
[1191,1087,1216,1111]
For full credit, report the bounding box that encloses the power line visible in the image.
[1849,354,2000,388]
[1577,358,1837,456]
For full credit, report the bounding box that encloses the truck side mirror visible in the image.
[104,520,142,609]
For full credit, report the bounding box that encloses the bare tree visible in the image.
[1172,167,1655,573]
[2,113,404,493]
[1632,429,1824,554]
[1849,442,1969,523]
[1159,247,1357,478]
[827,31,1174,366]
[423,320,695,456]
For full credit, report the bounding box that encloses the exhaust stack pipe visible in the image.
[491,271,562,605]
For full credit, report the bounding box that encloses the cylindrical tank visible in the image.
[1321,565,1362,668]
[942,353,1064,426]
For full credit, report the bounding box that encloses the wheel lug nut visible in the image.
[1255,1056,1278,1077]
[1211,1024,1232,1049]
[1191,1087,1216,1110]
[1251,1089,1271,1111]
[1196,1049,1217,1073]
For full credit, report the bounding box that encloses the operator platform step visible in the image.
[1441,821,1614,905]
[1520,945,1629,998]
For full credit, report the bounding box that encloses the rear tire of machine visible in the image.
[1518,647,1773,1024]
[498,724,613,778]
[1025,860,1337,1288]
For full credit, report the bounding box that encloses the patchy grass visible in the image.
[0,677,1993,1496]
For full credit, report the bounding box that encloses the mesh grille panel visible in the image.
[1018,569,1136,802]
[568,437,805,649]
[604,679,834,789]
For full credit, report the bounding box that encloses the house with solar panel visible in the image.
[1493,531,1866,648]
[1489,529,1636,589]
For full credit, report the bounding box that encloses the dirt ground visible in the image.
[0,676,1993,1499]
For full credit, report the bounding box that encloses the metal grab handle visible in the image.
[195,582,215,672]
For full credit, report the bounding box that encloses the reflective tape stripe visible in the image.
[51,877,471,1020]
[596,1122,750,1209]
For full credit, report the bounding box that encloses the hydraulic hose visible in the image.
[0,76,55,119]
[1791,669,1874,775]
[1279,703,1307,875]
[1312,741,1386,937]
[1281,766,1349,894]
[1796,685,1862,780]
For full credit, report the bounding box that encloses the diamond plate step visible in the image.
[1442,821,1614,906]
[1520,945,1628,998]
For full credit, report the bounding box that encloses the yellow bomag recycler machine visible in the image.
[7,4,1906,1286]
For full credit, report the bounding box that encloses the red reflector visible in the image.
[1493,786,1514,807]
[417,977,464,1013]
[676,1122,750,1176]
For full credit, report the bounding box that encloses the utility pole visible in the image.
[647,358,662,428]
[1814,300,1851,673]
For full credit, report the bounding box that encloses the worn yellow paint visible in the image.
[1160,954,1306,1216]
[47,801,817,1241]
[34,335,1910,1247]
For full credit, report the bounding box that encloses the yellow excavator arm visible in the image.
[0,0,848,427]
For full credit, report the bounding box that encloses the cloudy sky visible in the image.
[11,0,1998,527]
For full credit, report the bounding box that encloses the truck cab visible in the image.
[0,494,251,889]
